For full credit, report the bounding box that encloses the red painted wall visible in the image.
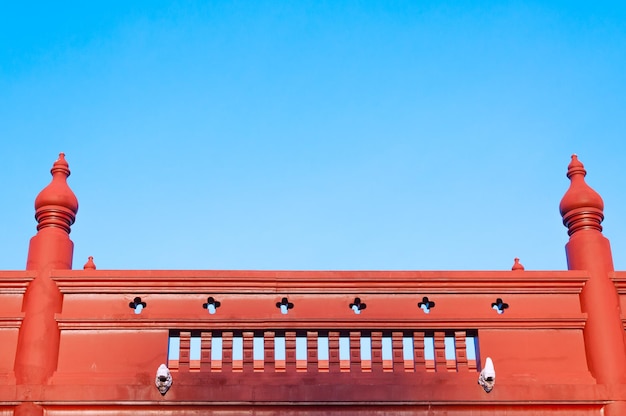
[0,154,625,415]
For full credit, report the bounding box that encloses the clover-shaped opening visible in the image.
[418,296,435,314]
[276,297,294,315]
[129,297,146,314]
[349,297,366,314]
[202,296,221,314]
[491,298,509,314]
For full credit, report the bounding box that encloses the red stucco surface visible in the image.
[1,154,626,415]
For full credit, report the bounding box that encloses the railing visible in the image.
[168,329,478,373]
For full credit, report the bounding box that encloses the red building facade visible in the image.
[1,154,626,415]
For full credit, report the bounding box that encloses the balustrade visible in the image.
[168,329,478,373]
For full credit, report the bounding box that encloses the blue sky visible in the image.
[1,1,625,271]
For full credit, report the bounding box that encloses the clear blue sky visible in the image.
[1,1,625,271]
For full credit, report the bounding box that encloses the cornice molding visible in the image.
[51,270,588,295]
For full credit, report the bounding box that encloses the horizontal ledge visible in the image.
[38,400,609,406]
[54,287,587,295]
[0,317,24,328]
[611,273,626,291]
[0,274,36,293]
[52,270,589,279]
[56,317,587,330]
[51,271,588,294]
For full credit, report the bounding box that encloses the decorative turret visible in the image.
[17,154,79,390]
[25,153,78,271]
[559,155,604,236]
[558,154,626,391]
[511,258,524,271]
[33,153,78,234]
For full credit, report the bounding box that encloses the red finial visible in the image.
[83,256,96,270]
[33,153,79,234]
[511,257,524,271]
[565,153,586,178]
[559,155,604,236]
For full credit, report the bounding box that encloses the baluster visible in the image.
[413,331,426,372]
[350,331,361,372]
[329,331,340,373]
[243,331,254,373]
[179,331,191,372]
[285,331,296,372]
[434,331,446,372]
[200,331,212,372]
[392,331,404,372]
[455,331,468,371]
[264,331,275,372]
[222,331,233,373]
[371,331,383,372]
[307,331,318,373]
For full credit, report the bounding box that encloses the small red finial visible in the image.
[33,153,79,234]
[559,155,604,236]
[51,152,71,176]
[566,154,586,178]
[511,258,525,271]
[83,256,96,270]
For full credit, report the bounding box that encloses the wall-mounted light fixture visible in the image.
[155,364,172,395]
[276,297,294,314]
[129,297,146,314]
[478,357,496,393]
[202,297,221,314]
[349,297,366,314]
[418,296,435,314]
[491,298,509,314]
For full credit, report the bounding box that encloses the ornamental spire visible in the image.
[559,155,604,236]
[511,258,524,271]
[33,153,79,234]
[83,256,96,270]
